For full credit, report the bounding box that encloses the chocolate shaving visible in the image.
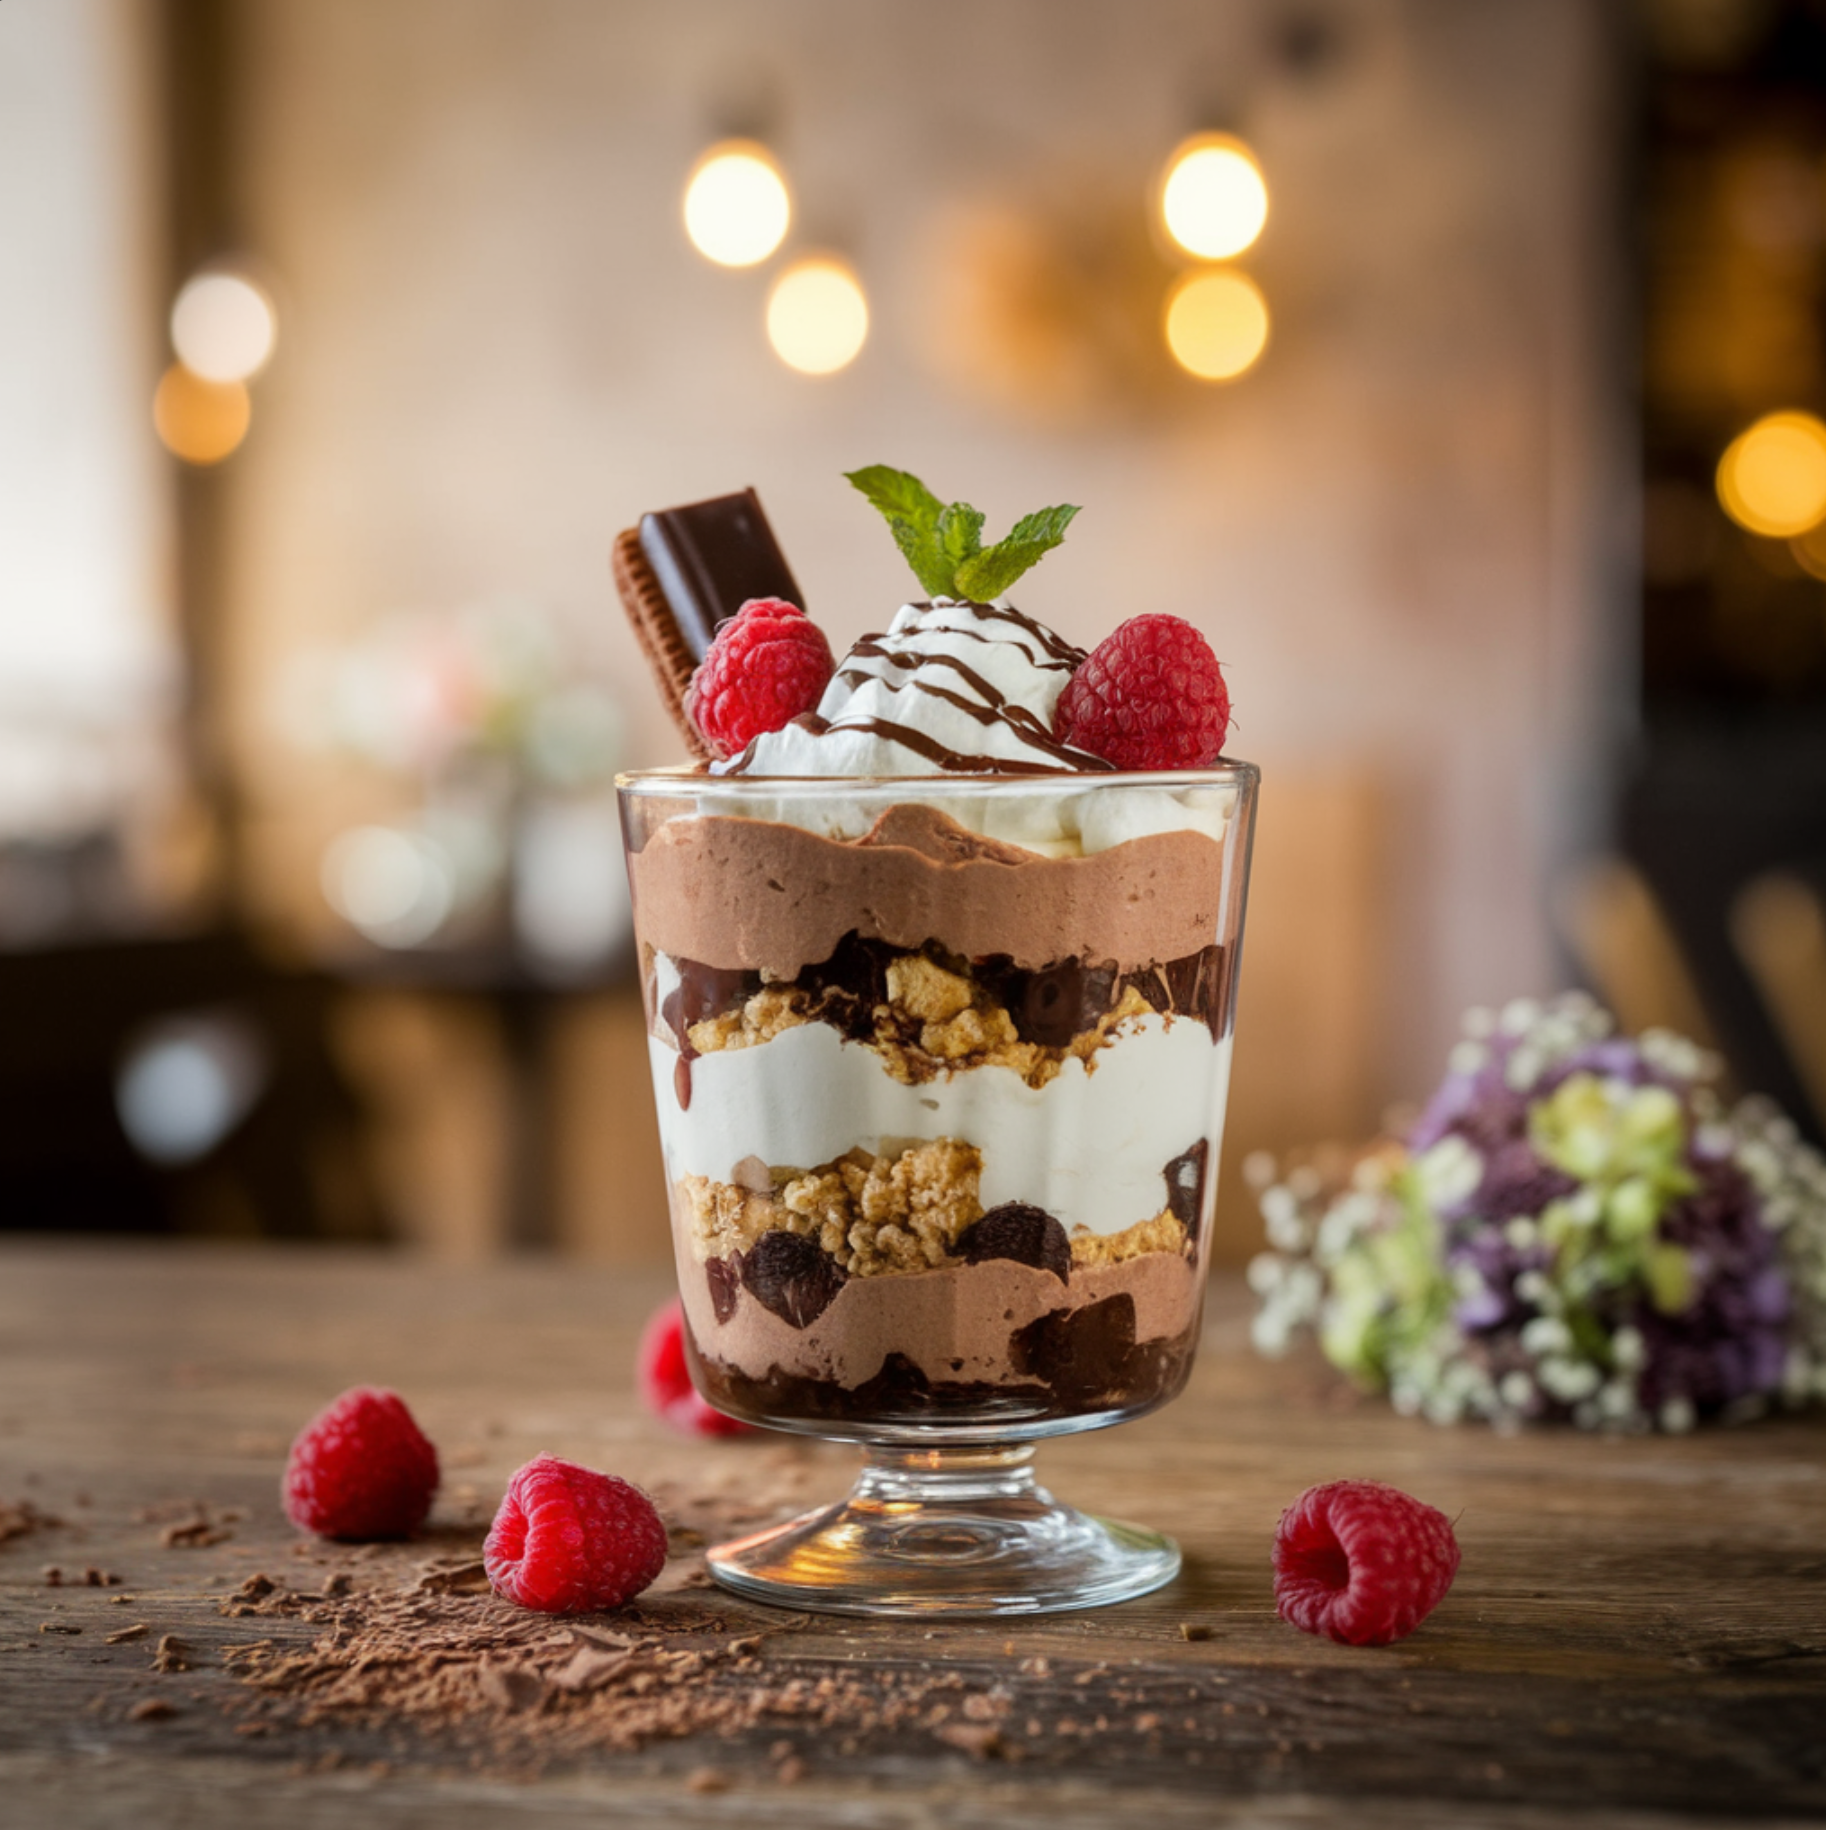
[737,1232,847,1330]
[705,1256,742,1326]
[956,1204,1071,1284]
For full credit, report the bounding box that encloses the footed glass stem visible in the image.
[706,1443,1180,1617]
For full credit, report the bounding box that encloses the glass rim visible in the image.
[616,758,1260,796]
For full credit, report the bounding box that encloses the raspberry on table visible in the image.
[685,595,834,760]
[1053,613,1230,771]
[638,1299,753,1437]
[282,1386,439,1541]
[484,1454,669,1614]
[1272,1479,1461,1646]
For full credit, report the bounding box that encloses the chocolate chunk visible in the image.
[1164,1138,1209,1245]
[1011,1294,1140,1408]
[705,1256,742,1326]
[957,1204,1071,1283]
[1163,947,1230,1037]
[638,489,803,661]
[738,1231,847,1330]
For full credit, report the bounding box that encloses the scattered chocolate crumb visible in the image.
[38,1622,81,1635]
[127,1698,177,1723]
[686,1768,729,1794]
[162,1517,233,1550]
[1135,1712,1161,1733]
[934,1721,1002,1759]
[1178,1622,1213,1642]
[41,1566,61,1586]
[477,1662,547,1714]
[237,1573,278,1600]
[322,1572,352,1597]
[414,1559,489,1595]
[105,1624,150,1645]
[109,1595,135,1606]
[776,1756,807,1785]
[0,1499,63,1544]
[154,1634,195,1673]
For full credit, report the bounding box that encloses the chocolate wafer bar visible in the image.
[612,528,711,760]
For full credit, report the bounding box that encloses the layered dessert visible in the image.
[616,469,1255,1435]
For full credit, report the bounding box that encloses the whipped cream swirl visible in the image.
[718,598,1110,778]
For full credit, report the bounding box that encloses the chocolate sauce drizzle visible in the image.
[725,599,1114,776]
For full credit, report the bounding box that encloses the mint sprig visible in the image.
[845,465,1078,600]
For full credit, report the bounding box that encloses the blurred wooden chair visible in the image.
[1731,872,1826,1136]
[1554,855,1722,1054]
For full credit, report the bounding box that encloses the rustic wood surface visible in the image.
[1,1240,1823,1829]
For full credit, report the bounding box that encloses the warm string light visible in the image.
[1156,131,1271,383]
[1158,133,1268,260]
[1716,410,1826,539]
[154,264,275,464]
[683,139,791,268]
[766,256,869,374]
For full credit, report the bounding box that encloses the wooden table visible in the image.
[2,1242,1822,1829]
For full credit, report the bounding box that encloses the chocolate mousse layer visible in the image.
[626,803,1230,980]
[678,1245,1203,1430]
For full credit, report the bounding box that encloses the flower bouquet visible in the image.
[1249,994,1826,1432]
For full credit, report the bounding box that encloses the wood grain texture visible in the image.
[1,1242,1822,1828]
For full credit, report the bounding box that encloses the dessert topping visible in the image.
[1053,613,1231,771]
[282,1387,440,1542]
[636,1299,753,1437]
[685,596,835,759]
[1272,1479,1460,1646]
[846,465,1078,600]
[484,1454,669,1614]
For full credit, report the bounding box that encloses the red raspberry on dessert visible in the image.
[282,1386,439,1541]
[685,596,834,760]
[1272,1479,1461,1646]
[484,1454,669,1614]
[1054,613,1230,770]
[638,1299,753,1436]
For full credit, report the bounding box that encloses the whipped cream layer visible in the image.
[649,1012,1231,1239]
[722,598,1105,779]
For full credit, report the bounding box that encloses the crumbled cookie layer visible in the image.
[678,1138,1188,1279]
[1069,1211,1187,1268]
[679,1139,983,1276]
[686,969,1158,1091]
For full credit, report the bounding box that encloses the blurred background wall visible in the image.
[2,0,1821,1264]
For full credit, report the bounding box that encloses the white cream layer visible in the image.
[649,1011,1232,1239]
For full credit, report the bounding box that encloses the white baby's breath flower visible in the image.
[1499,1370,1536,1409]
[1242,1150,1278,1191]
[1500,997,1542,1037]
[1658,1396,1696,1435]
[1260,1186,1298,1231]
[1504,1216,1540,1251]
[1611,1326,1646,1372]
[1286,1164,1322,1201]
[1448,1040,1490,1077]
[1246,1252,1283,1296]
[1416,1135,1483,1210]
[1505,1046,1544,1092]
[1521,1316,1573,1358]
[1251,1310,1293,1357]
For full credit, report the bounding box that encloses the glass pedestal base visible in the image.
[706,1443,1180,1617]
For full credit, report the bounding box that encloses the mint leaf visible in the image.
[847,466,1078,599]
[887,515,955,597]
[954,502,1079,600]
[845,466,943,528]
[937,502,985,572]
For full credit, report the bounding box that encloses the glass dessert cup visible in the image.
[619,765,1258,1615]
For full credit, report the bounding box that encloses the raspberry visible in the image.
[282,1387,439,1541]
[1272,1480,1460,1646]
[1053,613,1230,770]
[685,596,833,760]
[484,1454,669,1614]
[638,1299,754,1436]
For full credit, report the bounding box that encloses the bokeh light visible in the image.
[1716,411,1826,538]
[170,270,277,382]
[765,257,869,374]
[1163,269,1270,381]
[152,363,251,464]
[321,825,455,948]
[1159,134,1269,260]
[683,140,791,267]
